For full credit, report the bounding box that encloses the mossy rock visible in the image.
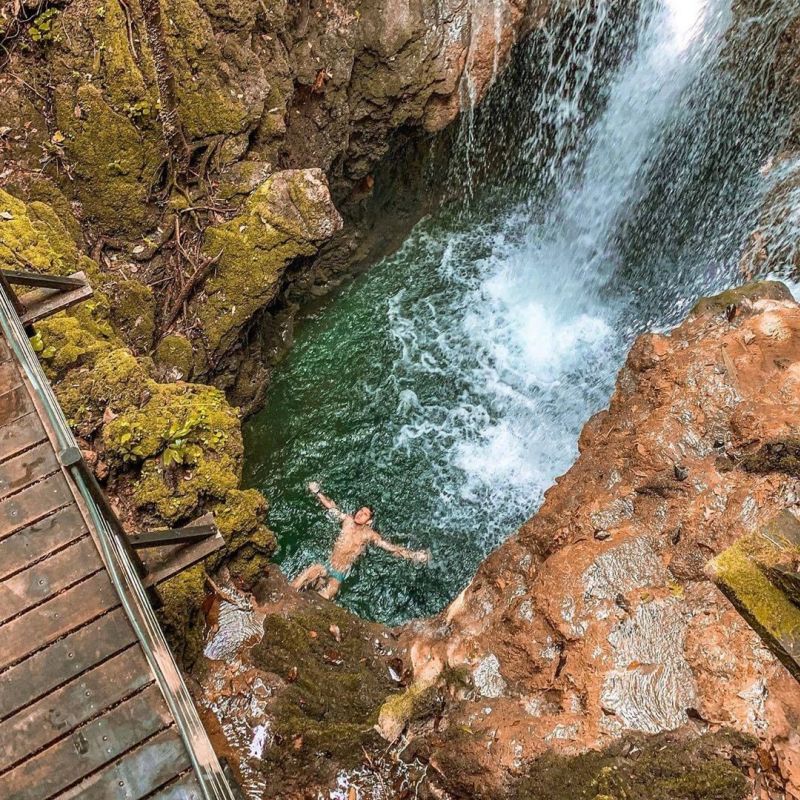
[193,169,341,369]
[690,281,792,317]
[154,334,195,380]
[740,439,800,477]
[54,84,161,235]
[249,600,396,796]
[108,278,156,352]
[707,536,800,680]
[158,564,208,668]
[161,0,264,139]
[216,160,273,201]
[0,188,82,275]
[104,381,243,520]
[56,347,148,429]
[511,730,754,800]
[377,679,442,741]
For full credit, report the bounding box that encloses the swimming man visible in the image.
[290,482,429,599]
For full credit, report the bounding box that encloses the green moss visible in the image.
[56,347,147,427]
[94,0,153,109]
[100,380,242,521]
[0,189,81,275]
[10,179,82,245]
[194,170,339,367]
[108,278,156,351]
[708,539,800,679]
[690,281,792,317]
[740,439,800,477]
[37,316,116,388]
[158,564,208,667]
[161,0,256,138]
[155,334,195,379]
[511,731,754,800]
[377,680,441,740]
[54,84,161,234]
[249,605,395,796]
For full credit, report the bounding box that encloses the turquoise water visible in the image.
[244,0,794,624]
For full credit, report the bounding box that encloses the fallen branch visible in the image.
[159,249,221,334]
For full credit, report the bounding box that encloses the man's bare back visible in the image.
[291,482,429,600]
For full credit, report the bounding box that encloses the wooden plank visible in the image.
[0,384,34,426]
[57,727,191,800]
[0,646,151,772]
[20,282,94,327]
[0,335,11,364]
[144,532,225,588]
[0,683,173,800]
[130,523,217,548]
[0,411,47,463]
[0,272,26,318]
[0,472,73,540]
[0,607,136,719]
[1,271,87,291]
[0,441,60,501]
[0,571,118,671]
[0,360,20,390]
[0,535,102,624]
[0,504,89,581]
[145,771,204,800]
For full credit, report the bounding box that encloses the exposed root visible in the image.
[139,0,190,173]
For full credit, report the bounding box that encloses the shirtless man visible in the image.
[291,482,429,600]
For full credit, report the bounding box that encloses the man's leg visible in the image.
[319,578,342,600]
[291,563,328,590]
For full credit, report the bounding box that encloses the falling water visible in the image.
[244,0,798,623]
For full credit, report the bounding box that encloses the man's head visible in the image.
[354,506,373,525]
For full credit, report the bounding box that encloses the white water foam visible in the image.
[388,0,728,545]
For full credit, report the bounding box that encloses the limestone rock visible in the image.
[192,168,343,371]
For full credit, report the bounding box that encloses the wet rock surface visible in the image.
[197,565,408,799]
[198,283,800,798]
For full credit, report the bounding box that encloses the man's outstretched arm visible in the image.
[308,482,344,518]
[372,533,429,563]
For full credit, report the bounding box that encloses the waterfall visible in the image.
[245,0,798,624]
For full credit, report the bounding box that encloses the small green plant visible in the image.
[161,416,204,468]
[29,9,61,43]
[124,100,154,121]
[29,330,56,359]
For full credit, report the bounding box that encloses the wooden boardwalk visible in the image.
[0,281,237,799]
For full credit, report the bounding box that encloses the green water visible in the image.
[241,207,583,623]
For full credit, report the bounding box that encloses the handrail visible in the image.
[0,285,237,800]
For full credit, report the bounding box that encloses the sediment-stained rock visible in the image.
[387,281,800,797]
